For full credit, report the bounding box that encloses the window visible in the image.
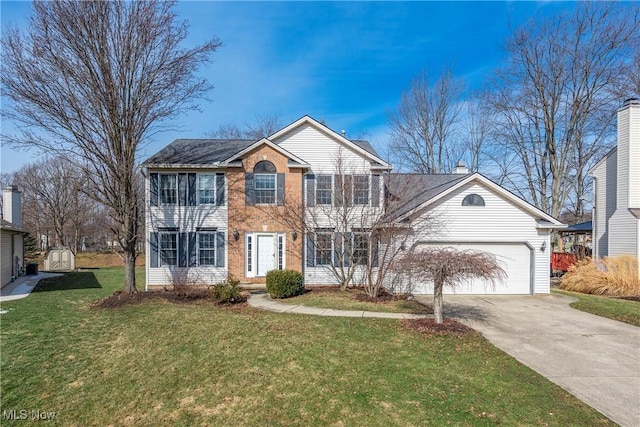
[462,194,485,206]
[352,232,369,265]
[160,174,177,205]
[159,232,178,266]
[316,175,332,205]
[278,234,285,270]
[246,235,253,273]
[197,175,215,205]
[197,232,216,266]
[253,161,277,204]
[315,232,333,265]
[353,175,370,205]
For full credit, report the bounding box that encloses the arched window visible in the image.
[253,161,277,204]
[462,194,485,206]
[253,161,276,173]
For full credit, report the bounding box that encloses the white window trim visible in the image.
[254,173,277,205]
[197,231,217,266]
[315,231,334,266]
[245,232,286,277]
[159,173,178,206]
[159,231,178,266]
[197,174,216,206]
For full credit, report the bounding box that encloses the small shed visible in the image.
[44,248,75,271]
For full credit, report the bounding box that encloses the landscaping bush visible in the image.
[561,256,639,297]
[266,269,304,298]
[211,276,241,304]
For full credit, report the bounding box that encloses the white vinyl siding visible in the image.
[591,151,617,259]
[407,181,551,294]
[1,232,13,287]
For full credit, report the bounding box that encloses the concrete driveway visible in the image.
[415,294,640,427]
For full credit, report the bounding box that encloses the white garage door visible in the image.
[411,242,532,295]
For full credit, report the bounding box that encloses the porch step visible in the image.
[239,283,267,291]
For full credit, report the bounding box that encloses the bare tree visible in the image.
[262,150,425,297]
[389,67,465,173]
[393,247,506,323]
[485,2,639,219]
[209,115,283,140]
[1,1,220,292]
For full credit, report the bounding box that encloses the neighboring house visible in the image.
[1,186,25,288]
[590,98,640,274]
[143,115,564,294]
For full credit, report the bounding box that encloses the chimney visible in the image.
[453,161,469,175]
[616,98,639,210]
[2,185,22,227]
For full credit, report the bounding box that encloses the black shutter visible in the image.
[277,173,285,206]
[188,232,197,267]
[333,232,343,267]
[344,175,353,207]
[150,174,159,207]
[178,173,187,206]
[179,232,188,267]
[334,175,343,207]
[215,232,225,267]
[188,173,197,206]
[371,174,380,207]
[306,174,315,207]
[150,232,159,268]
[306,233,315,267]
[371,235,379,267]
[216,173,225,206]
[345,232,353,267]
[245,173,255,206]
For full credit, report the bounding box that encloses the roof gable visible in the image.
[391,173,564,227]
[223,138,310,168]
[268,115,391,169]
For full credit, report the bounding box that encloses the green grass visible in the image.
[0,268,613,426]
[553,289,640,327]
[287,288,432,314]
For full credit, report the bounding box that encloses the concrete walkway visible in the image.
[415,294,640,427]
[247,291,428,319]
[0,273,62,303]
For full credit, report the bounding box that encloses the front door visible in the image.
[256,234,276,276]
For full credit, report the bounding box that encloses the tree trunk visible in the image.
[433,279,444,324]
[124,246,137,293]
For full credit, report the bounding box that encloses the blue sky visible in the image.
[0,1,575,174]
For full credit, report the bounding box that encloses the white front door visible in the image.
[256,234,276,276]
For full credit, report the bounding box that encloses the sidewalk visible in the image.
[0,273,62,302]
[247,291,428,319]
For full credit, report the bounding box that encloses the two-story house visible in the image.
[143,115,564,294]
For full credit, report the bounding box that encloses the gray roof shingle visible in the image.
[385,173,469,220]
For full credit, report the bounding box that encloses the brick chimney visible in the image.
[2,185,22,227]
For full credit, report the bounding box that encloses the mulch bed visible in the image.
[90,289,247,309]
[402,318,476,336]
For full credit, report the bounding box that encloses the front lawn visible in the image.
[286,287,432,314]
[0,268,613,426]
[553,289,640,327]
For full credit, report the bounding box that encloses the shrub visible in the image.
[211,276,241,304]
[561,256,639,297]
[266,270,304,299]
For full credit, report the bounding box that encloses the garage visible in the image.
[410,242,533,295]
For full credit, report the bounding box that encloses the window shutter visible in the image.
[178,174,187,206]
[306,233,315,267]
[245,173,255,206]
[150,232,159,268]
[334,175,343,207]
[345,232,353,267]
[215,232,225,267]
[216,173,225,206]
[371,235,379,267]
[179,232,188,267]
[188,173,197,206]
[344,175,353,207]
[333,232,343,267]
[188,232,197,267]
[277,173,285,206]
[371,174,380,207]
[150,174,159,207]
[306,174,315,207]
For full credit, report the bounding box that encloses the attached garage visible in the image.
[387,173,565,295]
[411,242,533,295]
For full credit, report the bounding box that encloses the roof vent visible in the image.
[341,129,346,136]
[453,161,469,175]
